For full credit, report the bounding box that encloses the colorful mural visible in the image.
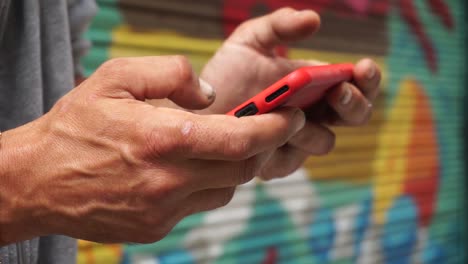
[79,0,466,263]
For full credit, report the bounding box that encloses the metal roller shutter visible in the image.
[78,1,467,263]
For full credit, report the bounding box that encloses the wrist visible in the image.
[0,120,52,245]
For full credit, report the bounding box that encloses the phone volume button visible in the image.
[265,85,289,103]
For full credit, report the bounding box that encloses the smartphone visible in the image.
[227,63,354,117]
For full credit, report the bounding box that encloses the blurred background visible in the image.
[78,0,467,263]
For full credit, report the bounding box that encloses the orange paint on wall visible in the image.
[403,80,439,227]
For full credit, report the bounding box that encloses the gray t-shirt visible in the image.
[0,0,97,263]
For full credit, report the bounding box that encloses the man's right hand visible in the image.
[0,56,305,245]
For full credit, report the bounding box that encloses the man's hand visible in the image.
[200,8,381,180]
[0,56,306,245]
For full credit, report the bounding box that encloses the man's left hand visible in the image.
[199,7,381,180]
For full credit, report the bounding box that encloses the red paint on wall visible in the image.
[262,247,278,264]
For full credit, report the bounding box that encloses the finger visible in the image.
[258,145,309,181]
[288,58,380,101]
[144,107,306,161]
[184,151,273,190]
[275,58,328,74]
[353,58,381,101]
[91,56,216,109]
[228,7,320,54]
[288,122,336,155]
[254,58,329,84]
[183,187,236,214]
[326,82,373,126]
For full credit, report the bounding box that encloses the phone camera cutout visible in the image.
[266,85,289,103]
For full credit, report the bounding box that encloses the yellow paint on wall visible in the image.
[304,94,385,184]
[110,45,211,73]
[112,26,222,54]
[77,241,122,264]
[110,26,387,76]
[110,27,220,72]
[372,79,416,224]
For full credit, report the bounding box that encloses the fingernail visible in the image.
[293,110,306,133]
[199,78,216,101]
[340,84,353,105]
[366,64,376,79]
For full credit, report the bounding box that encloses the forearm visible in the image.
[0,120,50,246]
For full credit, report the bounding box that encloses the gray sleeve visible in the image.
[68,0,98,78]
[38,235,77,264]
[0,0,11,43]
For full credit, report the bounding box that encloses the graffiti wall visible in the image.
[79,0,467,263]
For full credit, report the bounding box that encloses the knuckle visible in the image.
[258,163,286,181]
[136,211,178,243]
[234,17,262,39]
[98,58,129,76]
[51,96,72,115]
[95,58,132,89]
[213,188,236,208]
[171,55,195,86]
[221,188,236,206]
[238,156,261,184]
[144,127,167,159]
[322,132,336,154]
[144,178,183,201]
[209,187,235,210]
[327,132,336,152]
[144,126,186,159]
[269,118,289,142]
[278,157,306,178]
[316,131,336,155]
[236,20,253,33]
[141,228,171,244]
[224,129,255,160]
[278,7,296,14]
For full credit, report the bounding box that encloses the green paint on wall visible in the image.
[82,0,123,76]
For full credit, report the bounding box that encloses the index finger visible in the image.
[147,107,306,161]
[90,56,215,109]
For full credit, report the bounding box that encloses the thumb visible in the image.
[227,8,320,54]
[91,56,216,110]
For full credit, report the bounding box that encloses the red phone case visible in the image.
[227,63,354,117]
